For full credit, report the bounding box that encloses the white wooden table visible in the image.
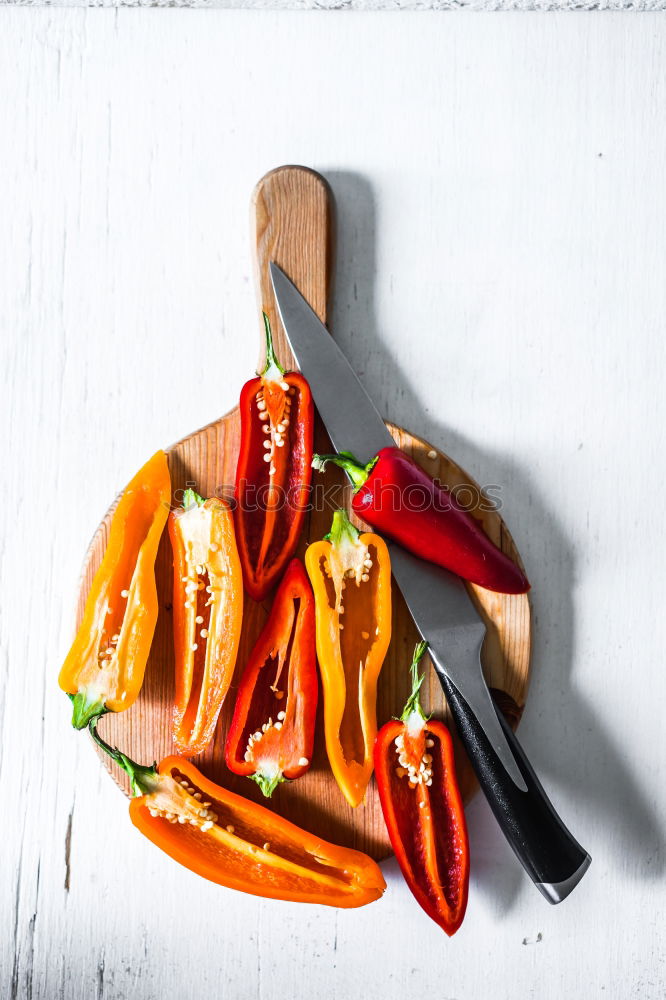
[2,11,665,999]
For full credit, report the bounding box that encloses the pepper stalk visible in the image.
[69,691,108,730]
[400,641,430,732]
[258,312,286,382]
[182,488,205,509]
[89,718,159,797]
[312,451,377,492]
[324,507,361,546]
[250,771,284,799]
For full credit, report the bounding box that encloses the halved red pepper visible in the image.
[90,721,385,908]
[169,490,243,756]
[313,447,529,595]
[374,642,470,936]
[234,314,314,602]
[225,558,317,796]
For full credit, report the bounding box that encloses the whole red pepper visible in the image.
[225,558,317,797]
[235,314,314,602]
[374,642,470,936]
[313,447,529,595]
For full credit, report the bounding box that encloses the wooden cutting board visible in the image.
[82,166,531,861]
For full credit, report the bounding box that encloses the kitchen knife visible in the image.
[270,261,591,903]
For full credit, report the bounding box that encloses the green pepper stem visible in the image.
[259,312,286,380]
[400,641,429,724]
[69,691,107,730]
[250,771,285,798]
[324,508,361,547]
[89,718,159,797]
[311,451,377,492]
[182,488,205,509]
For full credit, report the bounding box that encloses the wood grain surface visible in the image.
[82,167,531,860]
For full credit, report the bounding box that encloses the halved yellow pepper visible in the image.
[305,509,391,807]
[59,450,171,727]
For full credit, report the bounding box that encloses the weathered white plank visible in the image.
[1,10,665,1000]
[1,0,666,12]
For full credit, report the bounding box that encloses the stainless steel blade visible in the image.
[270,262,395,464]
[270,261,527,790]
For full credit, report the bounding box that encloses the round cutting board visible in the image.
[80,166,531,861]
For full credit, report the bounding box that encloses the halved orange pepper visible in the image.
[59,450,171,728]
[90,722,385,908]
[169,490,243,756]
[305,509,392,808]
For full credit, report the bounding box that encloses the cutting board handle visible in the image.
[251,165,334,372]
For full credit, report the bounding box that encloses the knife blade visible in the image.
[270,261,590,903]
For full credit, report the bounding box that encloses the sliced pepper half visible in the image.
[225,558,317,796]
[305,509,392,808]
[59,450,171,728]
[374,643,470,935]
[91,722,385,908]
[234,314,314,602]
[170,490,243,756]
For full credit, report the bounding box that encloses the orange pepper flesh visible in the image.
[128,756,385,907]
[59,450,171,726]
[305,510,391,808]
[169,494,243,756]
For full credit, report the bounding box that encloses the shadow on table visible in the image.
[323,167,664,910]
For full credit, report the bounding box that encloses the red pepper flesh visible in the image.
[235,315,314,602]
[374,643,470,935]
[225,558,317,796]
[314,447,529,595]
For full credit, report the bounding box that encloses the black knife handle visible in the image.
[437,673,590,903]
